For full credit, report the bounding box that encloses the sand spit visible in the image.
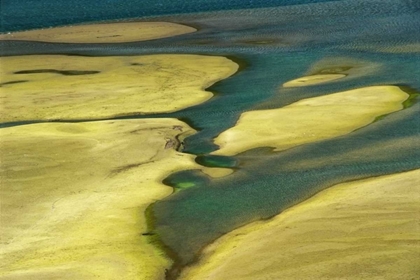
[180,169,420,280]
[213,86,408,156]
[0,119,201,280]
[0,22,196,43]
[0,54,238,122]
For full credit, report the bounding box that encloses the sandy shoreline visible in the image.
[180,169,420,280]
[213,85,408,156]
[0,22,196,43]
[0,54,238,122]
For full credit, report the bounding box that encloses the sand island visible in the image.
[213,86,408,156]
[0,54,238,122]
[0,22,196,43]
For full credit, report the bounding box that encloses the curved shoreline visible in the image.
[179,169,420,280]
[0,119,200,279]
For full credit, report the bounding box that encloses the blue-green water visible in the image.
[2,0,420,278]
[1,0,342,32]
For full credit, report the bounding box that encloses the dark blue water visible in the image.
[1,0,343,32]
[2,0,420,276]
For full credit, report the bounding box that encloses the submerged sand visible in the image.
[345,43,420,53]
[213,86,408,156]
[282,57,382,87]
[0,22,196,43]
[0,54,238,122]
[180,169,420,280]
[283,74,345,87]
[0,119,202,280]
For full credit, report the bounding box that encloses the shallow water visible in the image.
[2,0,420,277]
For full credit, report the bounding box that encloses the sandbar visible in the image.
[0,54,238,122]
[0,119,202,280]
[180,169,420,280]
[0,22,196,43]
[283,74,345,87]
[213,86,408,156]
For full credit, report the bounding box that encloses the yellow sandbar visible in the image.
[0,119,201,280]
[213,86,408,156]
[283,74,345,87]
[0,54,238,122]
[180,169,420,280]
[0,22,196,43]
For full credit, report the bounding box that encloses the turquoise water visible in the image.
[2,0,420,277]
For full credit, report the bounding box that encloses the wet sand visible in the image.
[180,169,420,280]
[0,119,202,280]
[213,86,408,156]
[0,22,196,43]
[0,54,238,122]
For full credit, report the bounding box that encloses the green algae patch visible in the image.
[0,119,201,280]
[180,169,420,280]
[195,155,237,168]
[399,85,420,109]
[178,182,196,189]
[0,54,238,122]
[213,86,409,156]
[0,21,196,43]
[163,170,210,192]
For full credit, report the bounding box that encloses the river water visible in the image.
[1,0,419,276]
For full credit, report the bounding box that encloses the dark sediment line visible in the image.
[13,69,100,75]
